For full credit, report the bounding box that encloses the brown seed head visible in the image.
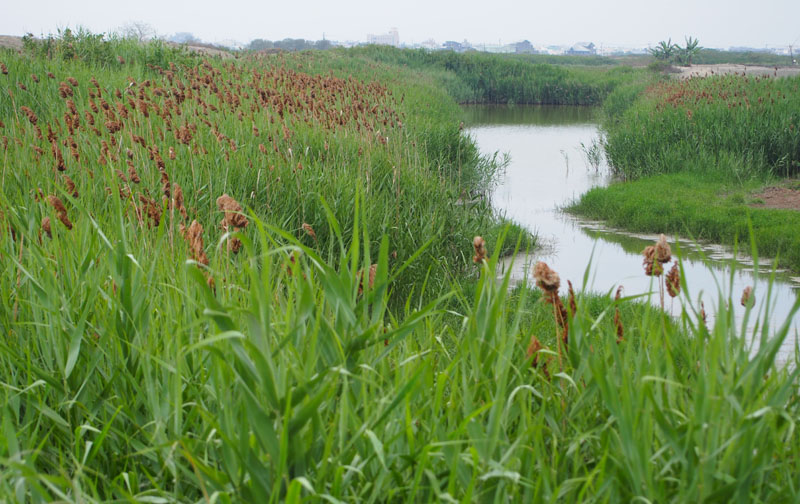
[472,235,487,264]
[358,263,378,294]
[63,175,78,198]
[655,234,672,263]
[302,222,316,240]
[184,219,209,265]
[741,286,755,308]
[47,195,72,230]
[614,285,624,343]
[41,217,52,238]
[216,194,248,229]
[533,261,560,292]
[567,279,577,315]
[666,263,681,297]
[642,245,663,276]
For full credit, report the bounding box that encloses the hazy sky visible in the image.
[3,0,799,49]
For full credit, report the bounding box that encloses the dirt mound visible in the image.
[751,184,800,211]
[0,35,23,50]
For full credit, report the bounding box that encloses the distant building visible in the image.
[367,28,399,47]
[567,42,596,55]
[514,40,537,54]
[421,38,438,50]
[443,40,466,52]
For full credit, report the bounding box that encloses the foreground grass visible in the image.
[3,207,800,501]
[569,172,800,271]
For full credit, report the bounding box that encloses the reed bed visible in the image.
[346,45,645,106]
[603,73,800,179]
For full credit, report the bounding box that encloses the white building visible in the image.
[367,28,399,47]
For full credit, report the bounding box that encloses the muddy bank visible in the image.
[751,181,800,211]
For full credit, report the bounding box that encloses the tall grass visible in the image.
[603,74,800,179]
[2,195,799,500]
[346,45,645,105]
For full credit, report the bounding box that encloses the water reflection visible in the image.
[465,104,799,359]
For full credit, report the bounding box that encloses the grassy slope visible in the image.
[1,37,800,502]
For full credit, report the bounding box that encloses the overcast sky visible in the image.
[3,0,799,49]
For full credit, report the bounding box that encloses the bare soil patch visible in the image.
[677,64,800,79]
[751,182,800,211]
[0,35,23,51]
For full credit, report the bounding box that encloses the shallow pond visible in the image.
[464,105,800,359]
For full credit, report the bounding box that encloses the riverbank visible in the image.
[569,172,800,271]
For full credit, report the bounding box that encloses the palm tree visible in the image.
[649,39,678,61]
[681,36,701,65]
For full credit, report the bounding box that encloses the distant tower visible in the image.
[390,27,399,47]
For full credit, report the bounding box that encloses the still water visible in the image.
[464,105,800,358]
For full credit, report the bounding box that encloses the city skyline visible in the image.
[2,0,799,50]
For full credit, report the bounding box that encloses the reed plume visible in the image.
[472,236,487,264]
[183,219,209,265]
[47,195,72,230]
[614,286,624,343]
[533,261,568,362]
[302,222,316,241]
[666,263,681,297]
[533,261,560,292]
[217,194,247,253]
[41,217,52,238]
[63,175,78,198]
[741,286,754,308]
[358,263,378,295]
[526,334,550,379]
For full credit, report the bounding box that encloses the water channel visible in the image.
[464,105,800,360]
